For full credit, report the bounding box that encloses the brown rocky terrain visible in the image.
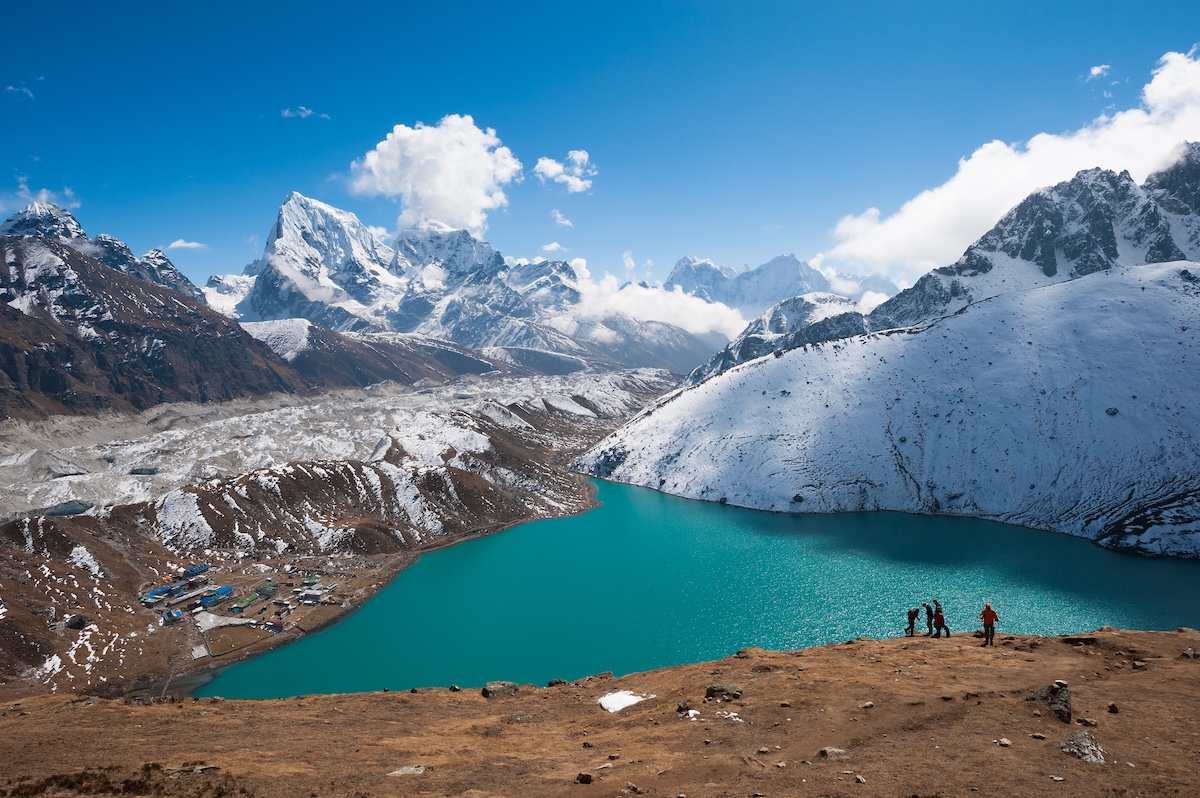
[1,628,1198,797]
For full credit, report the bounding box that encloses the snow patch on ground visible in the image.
[598,690,655,712]
[67,545,103,578]
[241,318,314,361]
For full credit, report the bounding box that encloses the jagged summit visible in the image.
[394,219,503,279]
[0,202,87,240]
[1,203,203,301]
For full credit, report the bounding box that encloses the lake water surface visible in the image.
[196,480,1200,698]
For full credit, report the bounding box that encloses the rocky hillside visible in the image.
[579,262,1200,557]
[0,235,311,419]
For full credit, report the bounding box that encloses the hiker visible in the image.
[922,602,934,636]
[980,602,1000,647]
[905,607,920,636]
[933,603,950,638]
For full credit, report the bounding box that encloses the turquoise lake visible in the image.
[196,480,1200,698]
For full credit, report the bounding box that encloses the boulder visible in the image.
[1060,730,1106,764]
[481,681,518,699]
[1024,681,1072,723]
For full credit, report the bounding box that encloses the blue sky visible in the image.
[4,1,1200,292]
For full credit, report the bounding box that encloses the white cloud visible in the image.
[568,262,745,338]
[823,49,1200,284]
[542,241,565,252]
[350,113,522,235]
[282,106,330,120]
[366,224,392,242]
[534,149,597,193]
[1,177,80,214]
[5,85,34,100]
[1087,64,1111,81]
[551,208,573,227]
[168,239,206,250]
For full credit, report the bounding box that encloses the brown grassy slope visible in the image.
[2,628,1198,797]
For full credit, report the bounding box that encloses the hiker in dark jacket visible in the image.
[922,602,934,636]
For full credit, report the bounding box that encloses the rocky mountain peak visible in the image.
[1145,140,1200,217]
[0,203,87,240]
[395,221,503,278]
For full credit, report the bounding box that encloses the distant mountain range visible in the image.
[2,192,886,418]
[663,253,894,316]
[687,141,1200,383]
[205,193,720,374]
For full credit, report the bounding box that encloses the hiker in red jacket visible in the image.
[980,602,1000,647]
[905,607,920,636]
[933,603,950,638]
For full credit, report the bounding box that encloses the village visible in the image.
[137,560,351,660]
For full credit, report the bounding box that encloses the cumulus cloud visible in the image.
[542,241,565,253]
[1087,64,1111,81]
[551,208,573,227]
[350,114,522,234]
[168,239,206,250]
[823,49,1200,284]
[282,106,330,120]
[534,149,597,193]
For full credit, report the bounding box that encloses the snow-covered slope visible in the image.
[578,263,1200,557]
[0,203,203,302]
[216,193,719,373]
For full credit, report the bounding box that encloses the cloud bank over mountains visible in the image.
[824,49,1200,284]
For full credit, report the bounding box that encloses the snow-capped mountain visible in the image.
[664,254,831,316]
[216,193,719,373]
[687,142,1200,383]
[579,261,1200,557]
[0,203,204,302]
